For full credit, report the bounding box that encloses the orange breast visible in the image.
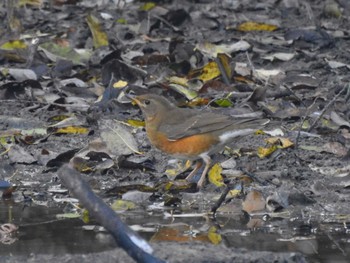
[147,130,219,158]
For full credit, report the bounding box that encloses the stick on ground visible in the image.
[58,164,165,263]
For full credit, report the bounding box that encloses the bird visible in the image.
[130,93,268,188]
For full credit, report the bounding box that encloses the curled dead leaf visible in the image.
[242,190,265,213]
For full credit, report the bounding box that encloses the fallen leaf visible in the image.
[257,145,278,158]
[262,52,295,62]
[86,14,109,48]
[207,226,222,245]
[111,199,136,211]
[165,160,192,178]
[18,0,43,7]
[54,126,89,134]
[169,83,198,100]
[265,137,294,149]
[208,163,225,187]
[237,21,278,32]
[195,40,250,58]
[0,40,27,50]
[100,120,140,156]
[127,119,145,128]
[198,61,221,82]
[38,42,92,66]
[140,2,156,11]
[151,225,211,243]
[322,142,348,157]
[242,190,265,213]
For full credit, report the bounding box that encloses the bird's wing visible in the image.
[158,108,235,140]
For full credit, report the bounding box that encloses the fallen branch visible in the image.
[58,164,165,263]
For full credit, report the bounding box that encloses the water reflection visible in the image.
[0,201,116,255]
[1,200,349,262]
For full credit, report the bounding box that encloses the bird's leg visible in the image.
[185,160,203,181]
[197,155,211,188]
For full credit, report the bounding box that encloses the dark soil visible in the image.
[1,0,350,262]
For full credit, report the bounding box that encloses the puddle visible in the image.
[0,201,116,255]
[1,201,349,262]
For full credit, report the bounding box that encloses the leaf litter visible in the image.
[0,0,350,262]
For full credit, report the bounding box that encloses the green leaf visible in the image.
[38,42,92,66]
[86,14,109,48]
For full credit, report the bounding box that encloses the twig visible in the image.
[0,100,90,109]
[246,51,257,80]
[58,164,165,263]
[239,167,278,186]
[295,97,318,148]
[308,85,349,133]
[283,85,306,107]
[211,183,233,216]
[304,2,315,24]
[151,14,181,33]
[326,232,346,256]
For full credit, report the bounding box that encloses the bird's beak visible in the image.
[125,93,141,106]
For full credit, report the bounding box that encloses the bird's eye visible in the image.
[144,100,150,105]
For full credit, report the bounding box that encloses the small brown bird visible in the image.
[131,94,268,188]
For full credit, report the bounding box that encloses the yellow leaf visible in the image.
[168,76,189,86]
[55,126,89,134]
[164,181,175,191]
[0,40,27,50]
[228,189,241,198]
[193,54,232,82]
[168,83,198,100]
[237,21,278,32]
[255,129,266,135]
[208,163,225,187]
[71,157,94,173]
[158,180,196,192]
[207,226,222,245]
[257,145,278,158]
[82,209,90,223]
[321,118,339,130]
[265,137,280,144]
[113,80,128,88]
[198,61,221,82]
[127,119,145,127]
[86,14,109,48]
[140,2,156,11]
[265,137,294,149]
[165,160,192,177]
[56,213,81,219]
[278,138,294,148]
[18,0,42,7]
[301,119,310,129]
[111,200,136,211]
[48,115,71,123]
[0,135,14,155]
[186,97,209,107]
[164,168,178,177]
